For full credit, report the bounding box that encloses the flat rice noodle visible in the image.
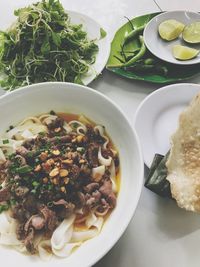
[51,215,75,250]
[98,147,112,166]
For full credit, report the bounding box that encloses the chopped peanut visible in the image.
[49,167,59,177]
[79,159,85,164]
[60,186,66,193]
[40,152,48,161]
[63,177,69,184]
[62,159,73,164]
[60,169,69,177]
[51,149,60,156]
[34,164,41,172]
[54,127,61,133]
[76,135,84,143]
[42,162,51,172]
[46,158,54,165]
[52,178,59,185]
[43,177,48,183]
[72,138,77,143]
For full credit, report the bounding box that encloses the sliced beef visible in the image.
[12,204,29,223]
[84,182,99,193]
[0,187,10,202]
[16,146,29,157]
[24,214,46,231]
[86,143,99,168]
[16,223,26,240]
[24,227,36,254]
[77,192,85,207]
[85,190,101,208]
[39,205,57,233]
[15,186,29,198]
[102,149,113,159]
[69,164,80,180]
[99,180,117,208]
[46,117,64,130]
[49,135,71,143]
[53,199,75,219]
[23,194,37,213]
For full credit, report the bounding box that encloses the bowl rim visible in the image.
[0,82,144,266]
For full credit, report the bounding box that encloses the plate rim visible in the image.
[66,10,110,85]
[134,83,200,168]
[143,10,200,66]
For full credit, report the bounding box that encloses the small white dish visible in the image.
[143,11,200,65]
[134,83,200,168]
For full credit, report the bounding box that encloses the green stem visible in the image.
[122,25,146,46]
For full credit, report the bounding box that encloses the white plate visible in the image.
[67,10,110,85]
[143,11,200,65]
[134,83,200,167]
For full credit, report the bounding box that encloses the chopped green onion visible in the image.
[0,204,9,213]
[31,189,37,194]
[76,147,85,154]
[2,139,9,144]
[16,165,32,174]
[32,181,40,187]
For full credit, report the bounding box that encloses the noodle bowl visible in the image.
[0,82,143,267]
[0,112,120,260]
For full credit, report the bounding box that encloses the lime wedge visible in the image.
[158,19,185,41]
[182,22,200,43]
[172,45,199,60]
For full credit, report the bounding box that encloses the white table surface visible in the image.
[1,1,200,267]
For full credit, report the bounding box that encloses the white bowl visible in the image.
[0,82,143,267]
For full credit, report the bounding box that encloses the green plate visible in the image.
[106,12,200,84]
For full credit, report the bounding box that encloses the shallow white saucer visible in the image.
[134,83,200,167]
[143,11,200,65]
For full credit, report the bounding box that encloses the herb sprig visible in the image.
[0,0,99,90]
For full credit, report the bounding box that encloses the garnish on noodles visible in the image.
[0,112,120,259]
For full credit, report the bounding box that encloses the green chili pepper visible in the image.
[108,36,146,68]
[122,25,146,46]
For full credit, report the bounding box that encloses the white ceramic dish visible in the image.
[67,10,110,85]
[134,83,200,168]
[144,11,200,65]
[0,82,143,267]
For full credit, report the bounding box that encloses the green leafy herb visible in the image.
[100,28,107,39]
[0,204,9,213]
[2,139,9,144]
[0,0,99,90]
[16,165,33,174]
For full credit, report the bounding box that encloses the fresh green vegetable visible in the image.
[16,165,33,174]
[0,0,99,90]
[126,60,168,76]
[122,25,145,46]
[0,204,10,213]
[145,152,172,198]
[108,35,146,68]
[2,139,9,144]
